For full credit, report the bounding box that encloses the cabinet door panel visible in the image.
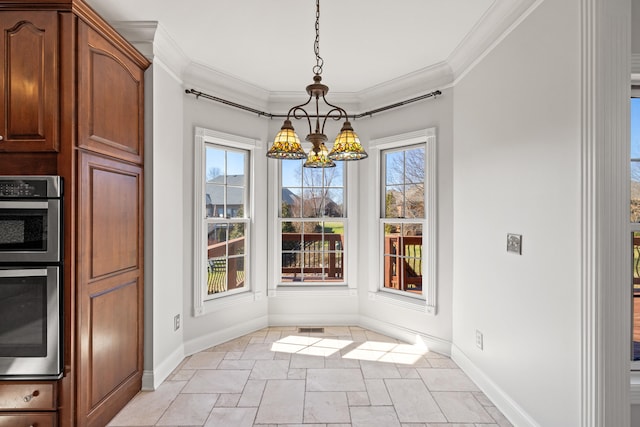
[78,22,144,164]
[77,151,143,427]
[0,12,58,152]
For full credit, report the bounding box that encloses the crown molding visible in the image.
[110,0,540,111]
[112,21,189,83]
[184,62,271,112]
[448,0,539,81]
[356,61,454,111]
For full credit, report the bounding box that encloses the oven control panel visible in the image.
[0,176,61,198]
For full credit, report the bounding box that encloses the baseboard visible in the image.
[358,315,452,356]
[268,313,360,327]
[183,315,269,356]
[142,343,186,390]
[451,344,540,427]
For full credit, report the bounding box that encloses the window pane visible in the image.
[208,223,228,248]
[282,161,302,187]
[385,151,404,185]
[385,186,405,218]
[227,151,245,178]
[282,222,301,251]
[281,252,302,282]
[405,183,424,218]
[325,189,344,217]
[229,223,245,255]
[227,256,246,290]
[206,147,225,181]
[382,222,422,295]
[206,184,224,218]
[404,147,425,184]
[302,189,324,218]
[324,221,344,251]
[303,167,323,187]
[207,257,227,294]
[226,187,245,218]
[324,162,344,187]
[282,187,301,218]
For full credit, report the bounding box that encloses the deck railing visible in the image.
[281,232,343,281]
[207,237,245,294]
[384,234,423,293]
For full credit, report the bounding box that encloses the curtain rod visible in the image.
[184,88,442,120]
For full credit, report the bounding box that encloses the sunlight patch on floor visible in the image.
[270,334,428,365]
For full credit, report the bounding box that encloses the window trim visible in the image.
[193,127,258,316]
[370,128,437,315]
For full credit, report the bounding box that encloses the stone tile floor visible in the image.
[107,326,512,427]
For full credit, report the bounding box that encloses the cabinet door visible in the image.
[0,11,59,152]
[77,21,145,164]
[77,151,143,427]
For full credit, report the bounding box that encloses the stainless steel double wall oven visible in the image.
[0,176,63,379]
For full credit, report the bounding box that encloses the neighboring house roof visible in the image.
[206,175,245,206]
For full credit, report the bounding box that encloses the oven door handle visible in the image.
[0,269,48,277]
[0,201,49,209]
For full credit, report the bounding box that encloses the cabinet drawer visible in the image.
[0,412,56,427]
[0,383,55,410]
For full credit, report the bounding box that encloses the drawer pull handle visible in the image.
[23,389,40,402]
[0,135,3,141]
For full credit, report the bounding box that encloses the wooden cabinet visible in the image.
[0,2,149,427]
[0,382,57,426]
[76,151,144,427]
[78,22,145,164]
[0,11,58,153]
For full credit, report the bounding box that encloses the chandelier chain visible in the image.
[313,0,324,76]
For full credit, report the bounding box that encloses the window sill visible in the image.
[368,291,435,315]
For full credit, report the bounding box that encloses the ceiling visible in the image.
[84,0,529,95]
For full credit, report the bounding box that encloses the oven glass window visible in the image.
[0,209,47,251]
[0,275,47,357]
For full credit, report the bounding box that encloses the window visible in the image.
[194,128,256,314]
[278,160,346,284]
[381,145,426,298]
[371,129,436,313]
[204,147,249,297]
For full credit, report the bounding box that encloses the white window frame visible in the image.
[370,129,437,314]
[275,160,348,287]
[631,91,640,370]
[193,127,257,316]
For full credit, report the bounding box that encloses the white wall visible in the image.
[143,61,187,389]
[356,87,455,352]
[181,94,270,354]
[451,1,581,426]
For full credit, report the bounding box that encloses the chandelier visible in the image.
[266,0,368,168]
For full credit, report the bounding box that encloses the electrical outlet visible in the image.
[476,330,483,350]
[174,314,180,331]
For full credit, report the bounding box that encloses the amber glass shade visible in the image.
[267,120,307,159]
[304,143,336,168]
[328,121,368,161]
